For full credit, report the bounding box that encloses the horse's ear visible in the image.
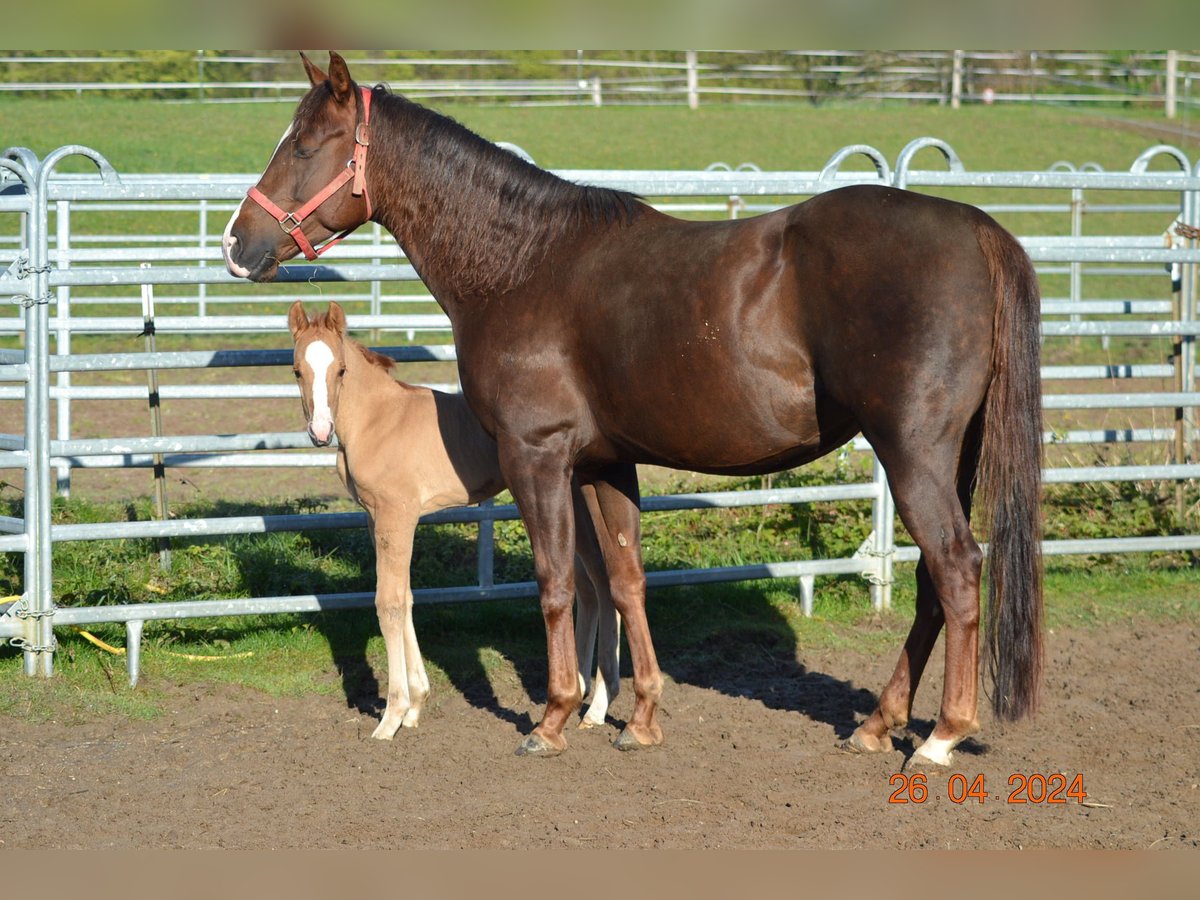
[327,52,353,104]
[300,52,326,89]
[288,301,310,339]
[327,300,347,335]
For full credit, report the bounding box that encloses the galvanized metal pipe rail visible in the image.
[2,138,1198,686]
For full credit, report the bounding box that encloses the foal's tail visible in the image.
[973,220,1044,722]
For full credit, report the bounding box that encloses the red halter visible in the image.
[246,86,373,261]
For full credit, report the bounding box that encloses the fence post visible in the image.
[686,51,699,110]
[54,200,71,496]
[140,268,172,570]
[1166,50,1178,119]
[1071,187,1088,344]
[197,199,208,317]
[869,454,894,611]
[951,50,964,109]
[477,499,495,590]
[25,155,53,676]
[1183,177,1198,451]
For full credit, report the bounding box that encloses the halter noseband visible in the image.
[245,86,373,261]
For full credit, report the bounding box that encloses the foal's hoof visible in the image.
[613,724,663,752]
[839,729,894,755]
[515,732,565,758]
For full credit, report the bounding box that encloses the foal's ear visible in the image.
[327,52,353,104]
[300,52,326,89]
[327,300,348,335]
[288,300,310,339]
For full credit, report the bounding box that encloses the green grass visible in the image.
[2,464,1196,723]
[2,96,1194,175]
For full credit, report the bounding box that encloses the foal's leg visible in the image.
[370,514,430,739]
[572,487,620,728]
[579,464,662,750]
[573,556,601,716]
[849,456,983,766]
[590,582,621,728]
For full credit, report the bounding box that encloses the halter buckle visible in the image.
[355,123,370,147]
[278,212,302,234]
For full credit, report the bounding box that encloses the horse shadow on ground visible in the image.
[222,502,985,758]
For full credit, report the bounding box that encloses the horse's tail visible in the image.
[973,219,1044,722]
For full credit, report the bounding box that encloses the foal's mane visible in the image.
[361,85,646,297]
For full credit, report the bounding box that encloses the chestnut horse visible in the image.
[227,52,1044,766]
[289,300,620,737]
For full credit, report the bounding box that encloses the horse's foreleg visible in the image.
[370,517,428,739]
[580,465,662,751]
[504,443,581,757]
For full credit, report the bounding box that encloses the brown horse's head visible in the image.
[288,299,350,446]
[223,52,371,282]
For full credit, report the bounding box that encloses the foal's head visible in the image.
[223,52,371,282]
[288,300,350,446]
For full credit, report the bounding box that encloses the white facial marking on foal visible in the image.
[305,340,336,440]
[221,124,293,277]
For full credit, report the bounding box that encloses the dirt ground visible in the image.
[3,367,1199,850]
[2,617,1198,850]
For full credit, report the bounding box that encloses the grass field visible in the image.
[1,94,1197,714]
[2,95,1197,173]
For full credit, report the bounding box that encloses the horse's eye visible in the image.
[294,147,316,160]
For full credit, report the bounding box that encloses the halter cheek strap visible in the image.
[246,86,373,261]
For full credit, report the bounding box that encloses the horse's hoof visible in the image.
[613,725,662,751]
[515,732,565,757]
[907,742,955,769]
[839,730,894,755]
[578,718,601,730]
[371,719,402,741]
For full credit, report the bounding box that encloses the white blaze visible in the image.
[305,340,336,442]
[222,124,293,278]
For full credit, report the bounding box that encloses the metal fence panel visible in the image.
[1,137,1198,685]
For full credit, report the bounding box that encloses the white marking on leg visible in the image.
[304,340,335,443]
[373,587,410,741]
[913,733,957,766]
[399,593,429,728]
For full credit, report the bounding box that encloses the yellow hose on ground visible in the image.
[72,627,253,662]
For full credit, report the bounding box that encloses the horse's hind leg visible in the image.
[843,559,943,754]
[578,464,661,750]
[848,439,983,765]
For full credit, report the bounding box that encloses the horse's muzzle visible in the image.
[307,423,334,447]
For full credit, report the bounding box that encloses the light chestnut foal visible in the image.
[289,300,619,738]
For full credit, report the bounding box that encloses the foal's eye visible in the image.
[292,369,300,379]
[337,366,347,378]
